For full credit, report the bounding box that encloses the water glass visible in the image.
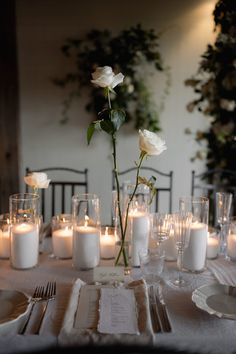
[139,248,165,284]
[9,193,40,270]
[72,193,100,270]
[215,192,233,256]
[169,211,193,287]
[150,212,172,248]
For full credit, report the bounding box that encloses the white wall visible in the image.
[16,0,216,224]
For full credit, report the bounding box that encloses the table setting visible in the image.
[0,66,236,354]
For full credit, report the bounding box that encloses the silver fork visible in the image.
[19,285,45,334]
[34,281,56,334]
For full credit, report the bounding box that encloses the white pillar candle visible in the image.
[100,227,115,259]
[11,223,39,269]
[207,232,219,259]
[183,222,208,272]
[52,227,73,259]
[227,233,236,260]
[129,210,150,267]
[73,225,100,269]
[0,229,10,259]
[161,229,177,261]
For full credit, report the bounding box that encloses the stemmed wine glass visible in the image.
[215,192,233,257]
[169,211,193,288]
[150,213,172,253]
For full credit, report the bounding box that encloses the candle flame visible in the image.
[84,215,89,227]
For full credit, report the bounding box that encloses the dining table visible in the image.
[0,237,236,354]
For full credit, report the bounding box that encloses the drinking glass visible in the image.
[150,213,172,252]
[139,247,165,285]
[215,192,232,257]
[169,212,192,287]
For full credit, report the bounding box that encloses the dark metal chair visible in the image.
[191,169,236,225]
[25,167,89,223]
[112,166,173,213]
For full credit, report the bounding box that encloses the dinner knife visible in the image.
[155,287,172,333]
[148,285,161,333]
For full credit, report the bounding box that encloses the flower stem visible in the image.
[114,150,146,266]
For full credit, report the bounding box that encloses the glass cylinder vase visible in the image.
[72,193,100,270]
[179,196,209,273]
[124,184,151,267]
[9,193,40,270]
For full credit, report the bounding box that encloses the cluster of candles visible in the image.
[1,212,236,269]
[52,216,117,265]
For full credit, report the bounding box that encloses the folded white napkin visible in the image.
[58,278,154,346]
[207,256,236,286]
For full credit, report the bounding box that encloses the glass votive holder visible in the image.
[100,226,116,260]
[227,222,236,261]
[51,214,73,259]
[9,193,40,270]
[207,228,219,260]
[0,213,10,259]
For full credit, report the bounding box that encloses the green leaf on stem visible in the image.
[87,123,95,144]
[87,120,103,144]
[110,109,126,131]
[100,120,114,134]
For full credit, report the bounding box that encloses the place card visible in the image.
[93,266,125,283]
[97,288,139,334]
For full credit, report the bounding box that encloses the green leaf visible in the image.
[87,123,95,144]
[100,120,114,134]
[110,109,126,131]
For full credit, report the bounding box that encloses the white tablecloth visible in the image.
[0,239,236,354]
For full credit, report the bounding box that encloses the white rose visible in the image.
[139,129,167,156]
[24,172,51,189]
[91,66,124,89]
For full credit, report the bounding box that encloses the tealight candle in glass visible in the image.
[0,213,10,259]
[100,226,115,259]
[52,214,73,259]
[72,193,100,270]
[9,193,40,270]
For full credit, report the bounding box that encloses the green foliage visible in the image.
[53,24,171,132]
[185,0,236,183]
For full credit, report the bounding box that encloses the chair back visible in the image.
[191,169,236,225]
[25,167,89,223]
[112,166,173,213]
